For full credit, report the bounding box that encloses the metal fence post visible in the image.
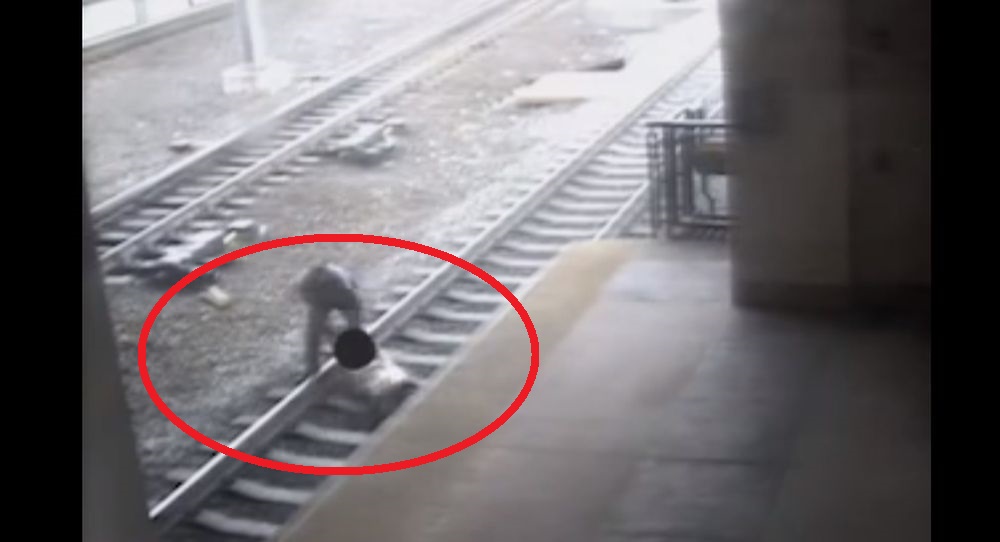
[665,127,678,238]
[647,127,662,238]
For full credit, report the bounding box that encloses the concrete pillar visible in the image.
[234,0,266,66]
[721,0,853,309]
[133,0,149,25]
[83,177,157,542]
[719,0,929,311]
[221,0,293,95]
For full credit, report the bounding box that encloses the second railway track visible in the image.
[93,0,563,275]
[151,39,725,539]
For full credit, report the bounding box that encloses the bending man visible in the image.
[298,263,364,375]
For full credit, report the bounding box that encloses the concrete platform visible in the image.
[276,239,930,542]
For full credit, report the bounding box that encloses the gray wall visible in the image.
[83,181,156,542]
[845,0,931,303]
[719,0,930,310]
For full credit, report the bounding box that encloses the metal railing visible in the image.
[646,106,733,239]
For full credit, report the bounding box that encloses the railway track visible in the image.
[92,0,563,277]
[150,42,724,539]
[93,3,727,539]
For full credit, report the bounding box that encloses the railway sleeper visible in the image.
[580,162,648,178]
[191,510,281,540]
[517,223,598,241]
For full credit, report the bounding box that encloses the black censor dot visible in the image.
[334,328,377,370]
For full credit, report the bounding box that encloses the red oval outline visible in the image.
[138,234,539,475]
